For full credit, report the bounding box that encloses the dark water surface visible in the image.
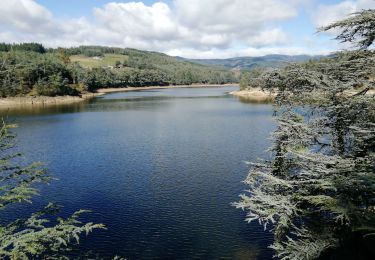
[2,86,276,259]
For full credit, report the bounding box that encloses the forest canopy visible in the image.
[0,45,238,97]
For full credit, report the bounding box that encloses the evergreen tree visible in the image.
[235,9,375,260]
[319,9,375,49]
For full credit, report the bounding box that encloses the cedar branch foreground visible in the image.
[0,121,105,259]
[234,9,375,260]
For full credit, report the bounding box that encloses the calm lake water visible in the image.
[2,86,276,259]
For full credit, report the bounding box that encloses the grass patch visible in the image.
[70,54,129,68]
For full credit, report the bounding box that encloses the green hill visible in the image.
[179,54,326,70]
[0,44,238,97]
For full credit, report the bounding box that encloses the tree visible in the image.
[235,10,375,260]
[0,43,238,97]
[0,121,105,259]
[57,48,71,65]
[34,73,79,96]
[239,68,266,90]
[319,9,375,49]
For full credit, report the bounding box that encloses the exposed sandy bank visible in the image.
[96,84,236,93]
[0,84,235,109]
[229,88,275,102]
[96,86,171,93]
[230,88,374,103]
[0,93,103,109]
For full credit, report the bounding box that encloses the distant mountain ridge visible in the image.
[178,54,326,70]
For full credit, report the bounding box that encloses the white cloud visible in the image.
[246,28,290,47]
[174,0,297,33]
[94,2,178,41]
[89,0,299,51]
[313,0,375,28]
[0,0,365,58]
[0,0,52,32]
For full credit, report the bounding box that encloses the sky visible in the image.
[0,0,374,58]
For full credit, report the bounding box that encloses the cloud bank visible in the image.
[0,0,374,58]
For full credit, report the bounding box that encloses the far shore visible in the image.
[0,92,104,109]
[96,83,236,93]
[0,84,237,109]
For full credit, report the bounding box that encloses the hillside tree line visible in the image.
[0,45,237,97]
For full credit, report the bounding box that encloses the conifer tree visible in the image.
[235,9,375,259]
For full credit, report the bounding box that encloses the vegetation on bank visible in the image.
[0,44,238,98]
[235,9,375,259]
[239,68,267,90]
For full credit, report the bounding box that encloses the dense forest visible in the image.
[0,43,237,98]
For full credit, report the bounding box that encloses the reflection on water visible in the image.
[233,246,261,260]
[0,102,88,117]
[236,96,274,105]
[1,87,273,117]
[1,86,276,259]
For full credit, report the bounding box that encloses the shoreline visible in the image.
[229,88,375,103]
[0,84,237,109]
[229,88,275,102]
[96,84,236,93]
[0,93,103,109]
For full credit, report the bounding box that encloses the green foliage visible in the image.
[320,9,375,49]
[69,46,237,87]
[235,10,375,260]
[57,48,71,65]
[0,122,49,208]
[0,43,45,53]
[34,74,79,96]
[0,43,238,97]
[70,54,128,68]
[236,51,375,260]
[0,121,105,259]
[239,68,266,90]
[0,204,105,259]
[0,51,74,97]
[188,54,324,70]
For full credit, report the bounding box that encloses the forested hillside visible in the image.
[238,55,350,90]
[0,43,237,97]
[181,54,325,70]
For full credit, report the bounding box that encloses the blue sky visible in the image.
[0,0,374,58]
[37,1,172,17]
[36,0,343,17]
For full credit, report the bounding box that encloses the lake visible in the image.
[1,86,276,259]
